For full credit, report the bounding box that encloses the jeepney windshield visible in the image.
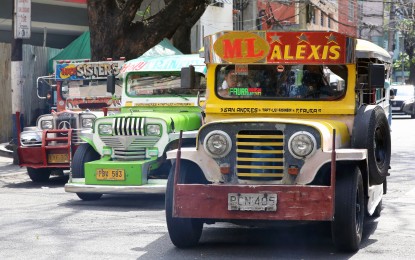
[61,79,122,100]
[126,72,206,97]
[216,64,347,100]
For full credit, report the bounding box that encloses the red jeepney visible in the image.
[17,59,124,182]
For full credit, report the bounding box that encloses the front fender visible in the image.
[79,133,97,152]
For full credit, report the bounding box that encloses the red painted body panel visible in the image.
[173,184,334,221]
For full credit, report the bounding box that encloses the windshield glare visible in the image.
[216,64,347,100]
[127,73,206,97]
[61,79,122,100]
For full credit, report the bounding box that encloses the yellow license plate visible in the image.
[96,169,125,181]
[48,154,69,163]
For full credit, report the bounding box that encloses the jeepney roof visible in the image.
[356,39,392,63]
[120,54,206,76]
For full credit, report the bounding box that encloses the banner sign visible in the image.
[55,60,125,81]
[209,31,355,65]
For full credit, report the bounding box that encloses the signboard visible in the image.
[208,31,355,65]
[55,60,125,81]
[14,0,31,39]
[120,54,206,74]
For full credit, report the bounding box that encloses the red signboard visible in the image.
[211,31,351,65]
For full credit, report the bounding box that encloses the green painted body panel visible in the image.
[84,157,153,186]
[79,106,202,189]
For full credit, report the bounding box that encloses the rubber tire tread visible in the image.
[332,165,365,252]
[27,167,51,182]
[352,105,391,185]
[71,143,100,178]
[71,143,102,201]
[165,161,203,248]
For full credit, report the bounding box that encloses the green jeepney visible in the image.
[64,54,206,200]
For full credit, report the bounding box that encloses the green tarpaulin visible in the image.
[48,31,182,73]
[48,31,91,72]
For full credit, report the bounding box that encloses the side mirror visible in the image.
[107,75,116,95]
[368,64,385,88]
[181,66,195,89]
[38,84,50,98]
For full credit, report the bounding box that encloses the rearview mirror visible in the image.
[181,66,195,89]
[368,64,385,88]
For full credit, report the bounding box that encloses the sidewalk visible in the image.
[0,143,26,175]
[0,142,13,158]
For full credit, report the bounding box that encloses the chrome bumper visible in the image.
[64,179,167,194]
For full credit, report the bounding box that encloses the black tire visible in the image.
[27,167,51,182]
[71,143,102,201]
[352,105,391,185]
[332,165,365,252]
[76,193,103,201]
[165,161,203,248]
[72,143,100,178]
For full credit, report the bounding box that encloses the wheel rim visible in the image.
[355,185,363,235]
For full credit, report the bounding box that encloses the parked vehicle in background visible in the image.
[165,31,392,252]
[390,84,415,118]
[17,59,124,182]
[64,54,206,201]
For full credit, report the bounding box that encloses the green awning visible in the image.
[48,31,91,73]
[49,32,182,73]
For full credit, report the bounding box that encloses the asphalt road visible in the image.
[0,115,414,259]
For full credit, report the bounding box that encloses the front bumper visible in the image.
[18,146,71,169]
[65,179,167,194]
[173,184,334,221]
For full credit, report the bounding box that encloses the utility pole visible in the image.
[11,0,31,163]
[11,0,24,147]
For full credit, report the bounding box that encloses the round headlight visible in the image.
[203,130,232,158]
[288,131,317,159]
[82,118,94,128]
[41,120,53,129]
[98,124,113,135]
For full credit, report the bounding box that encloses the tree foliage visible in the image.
[395,1,415,84]
[86,0,209,61]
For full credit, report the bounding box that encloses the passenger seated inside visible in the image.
[218,66,258,98]
[289,66,333,98]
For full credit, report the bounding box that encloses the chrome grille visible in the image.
[236,130,284,180]
[100,136,159,160]
[114,117,143,136]
[71,129,85,145]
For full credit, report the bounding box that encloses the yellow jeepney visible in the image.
[166,31,392,252]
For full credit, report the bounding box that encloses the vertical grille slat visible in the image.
[236,131,284,181]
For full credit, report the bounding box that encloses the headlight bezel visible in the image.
[40,120,53,129]
[98,123,113,136]
[145,123,162,136]
[288,131,317,159]
[81,118,94,128]
[80,113,97,129]
[203,130,232,158]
